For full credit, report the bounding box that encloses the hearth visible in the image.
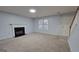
[14,27,25,37]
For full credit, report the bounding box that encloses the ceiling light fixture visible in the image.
[29,9,36,13]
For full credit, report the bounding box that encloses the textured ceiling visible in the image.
[0,6,77,18]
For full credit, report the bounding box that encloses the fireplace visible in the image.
[14,27,25,37]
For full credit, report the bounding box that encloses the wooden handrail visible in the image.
[69,6,79,36]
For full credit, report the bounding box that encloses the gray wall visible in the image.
[34,15,74,36]
[0,12,33,40]
[68,10,79,52]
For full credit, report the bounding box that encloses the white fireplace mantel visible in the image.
[10,24,27,37]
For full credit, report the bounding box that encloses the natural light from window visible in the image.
[38,19,48,30]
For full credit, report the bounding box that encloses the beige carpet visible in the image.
[0,33,70,52]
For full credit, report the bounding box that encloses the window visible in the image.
[38,19,43,30]
[38,19,48,30]
[44,19,48,30]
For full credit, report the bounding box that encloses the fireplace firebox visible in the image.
[14,27,25,37]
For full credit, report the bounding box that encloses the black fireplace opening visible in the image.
[14,27,25,37]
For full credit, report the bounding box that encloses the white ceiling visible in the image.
[0,6,77,18]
